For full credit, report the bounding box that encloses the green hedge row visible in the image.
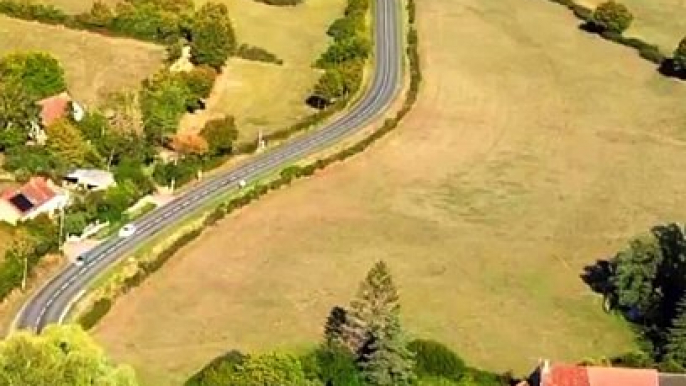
[76,0,421,330]
[543,0,667,65]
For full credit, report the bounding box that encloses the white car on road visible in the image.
[118,224,137,238]
[74,255,85,267]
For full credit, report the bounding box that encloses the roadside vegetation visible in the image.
[0,0,367,332]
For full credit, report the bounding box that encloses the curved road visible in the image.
[15,0,402,332]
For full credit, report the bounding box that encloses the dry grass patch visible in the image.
[578,0,686,50]
[0,15,165,105]
[181,0,346,142]
[91,0,686,384]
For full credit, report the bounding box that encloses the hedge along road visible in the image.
[14,0,403,333]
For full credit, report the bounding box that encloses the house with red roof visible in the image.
[0,177,69,225]
[29,92,85,145]
[523,360,686,386]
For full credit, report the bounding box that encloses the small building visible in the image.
[0,177,69,225]
[63,169,116,192]
[30,92,85,145]
[524,360,686,386]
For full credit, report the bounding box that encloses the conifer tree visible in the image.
[343,260,400,354]
[664,295,686,367]
[358,312,415,386]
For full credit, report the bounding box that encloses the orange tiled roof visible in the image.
[36,92,71,127]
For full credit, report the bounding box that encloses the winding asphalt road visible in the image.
[14,0,402,332]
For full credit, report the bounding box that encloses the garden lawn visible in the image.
[578,0,686,51]
[93,0,686,384]
[180,0,347,142]
[0,15,165,105]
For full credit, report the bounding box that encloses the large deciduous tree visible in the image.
[0,52,66,101]
[190,3,237,69]
[139,72,194,143]
[45,118,99,168]
[200,116,238,156]
[0,324,139,386]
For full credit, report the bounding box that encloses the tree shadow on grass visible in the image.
[580,258,617,312]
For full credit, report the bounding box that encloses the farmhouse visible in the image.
[63,169,116,192]
[523,360,686,386]
[0,177,69,225]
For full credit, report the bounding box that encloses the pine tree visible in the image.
[359,313,415,386]
[344,260,400,354]
[664,296,686,367]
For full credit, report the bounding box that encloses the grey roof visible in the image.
[660,373,686,386]
[65,169,115,188]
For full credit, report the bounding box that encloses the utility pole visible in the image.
[257,129,266,152]
[58,204,65,250]
[21,255,27,291]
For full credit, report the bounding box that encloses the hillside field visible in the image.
[0,15,165,105]
[94,0,686,384]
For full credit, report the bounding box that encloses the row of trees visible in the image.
[186,262,509,386]
[584,223,686,371]
[312,0,370,105]
[570,1,686,74]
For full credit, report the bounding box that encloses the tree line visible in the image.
[311,0,370,106]
[548,0,686,77]
[583,223,686,372]
[185,261,511,386]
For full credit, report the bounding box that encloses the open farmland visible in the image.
[180,0,347,142]
[577,0,686,51]
[0,15,165,105]
[93,0,686,384]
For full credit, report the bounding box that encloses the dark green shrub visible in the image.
[639,45,666,64]
[672,36,686,72]
[590,1,633,34]
[253,0,302,5]
[237,44,283,65]
[409,339,467,381]
[301,346,364,386]
[78,298,112,330]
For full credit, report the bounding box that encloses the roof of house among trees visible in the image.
[36,92,71,127]
[0,177,58,214]
[529,361,685,386]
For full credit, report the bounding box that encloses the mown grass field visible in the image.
[180,0,347,142]
[578,0,686,51]
[93,0,686,384]
[0,15,165,105]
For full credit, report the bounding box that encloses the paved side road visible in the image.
[14,0,403,332]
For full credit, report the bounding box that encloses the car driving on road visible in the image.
[118,224,137,238]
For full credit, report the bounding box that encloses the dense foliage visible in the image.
[311,0,370,105]
[0,325,139,386]
[190,2,237,69]
[409,339,467,381]
[590,1,633,34]
[0,52,66,101]
[585,223,686,371]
